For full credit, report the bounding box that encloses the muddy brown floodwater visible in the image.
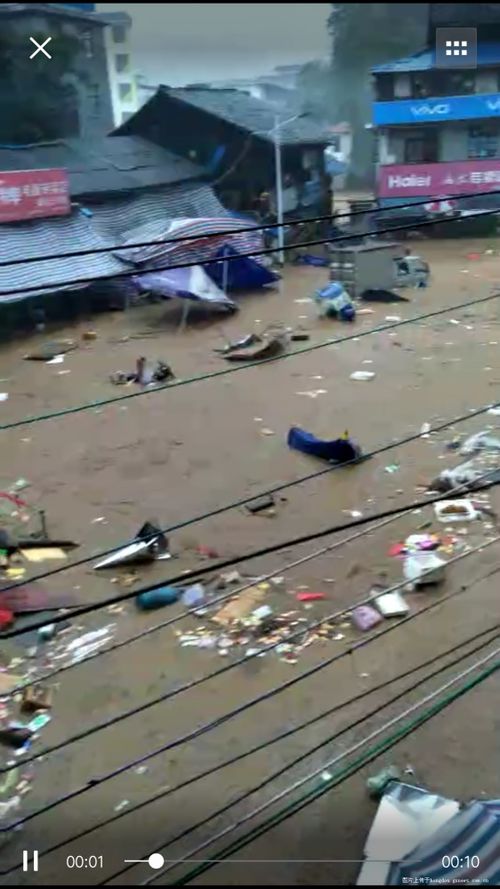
[0,239,500,887]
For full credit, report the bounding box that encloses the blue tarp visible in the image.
[206,245,280,291]
[288,427,362,464]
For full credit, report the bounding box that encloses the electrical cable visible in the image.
[0,185,492,270]
[142,644,500,885]
[2,446,500,641]
[5,432,498,698]
[3,535,499,834]
[0,392,496,608]
[15,619,494,880]
[1,200,499,301]
[3,509,424,698]
[162,653,500,888]
[2,288,500,434]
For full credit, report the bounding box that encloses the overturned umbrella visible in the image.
[93,521,170,570]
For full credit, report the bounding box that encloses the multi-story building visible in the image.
[98,10,140,125]
[0,3,113,139]
[371,5,500,218]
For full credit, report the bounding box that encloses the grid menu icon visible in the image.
[436,28,477,68]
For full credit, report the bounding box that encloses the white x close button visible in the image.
[29,36,52,59]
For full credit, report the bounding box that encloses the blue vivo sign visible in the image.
[373,93,500,125]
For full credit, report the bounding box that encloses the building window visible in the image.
[112,24,127,43]
[468,125,498,159]
[404,131,438,163]
[82,31,93,59]
[115,53,129,73]
[411,73,433,98]
[119,82,132,102]
[376,75,394,101]
[447,71,475,95]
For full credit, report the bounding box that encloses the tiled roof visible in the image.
[161,86,331,145]
[0,136,204,198]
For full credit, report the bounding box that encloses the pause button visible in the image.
[22,850,39,872]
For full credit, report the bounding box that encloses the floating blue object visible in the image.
[294,254,330,267]
[288,427,362,464]
[314,282,356,322]
[136,586,180,610]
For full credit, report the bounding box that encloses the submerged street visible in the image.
[0,238,499,885]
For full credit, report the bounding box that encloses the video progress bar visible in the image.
[124,857,419,864]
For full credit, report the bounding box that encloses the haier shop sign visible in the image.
[374,93,500,125]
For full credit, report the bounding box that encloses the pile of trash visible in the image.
[110,356,175,387]
[430,428,500,493]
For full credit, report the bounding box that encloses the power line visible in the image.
[3,509,421,698]
[1,200,499,300]
[7,623,497,875]
[2,447,499,641]
[145,645,500,885]
[21,620,494,882]
[4,536,499,835]
[0,369,496,626]
[163,653,500,888]
[2,289,500,434]
[4,430,498,698]
[0,185,492,270]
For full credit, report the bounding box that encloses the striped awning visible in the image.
[389,799,500,884]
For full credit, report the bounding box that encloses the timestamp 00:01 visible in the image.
[66,855,104,869]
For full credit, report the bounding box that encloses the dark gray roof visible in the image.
[161,86,331,145]
[0,136,204,198]
[0,3,105,24]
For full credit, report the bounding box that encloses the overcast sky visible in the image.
[97,3,331,85]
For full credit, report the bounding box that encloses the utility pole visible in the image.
[273,113,285,265]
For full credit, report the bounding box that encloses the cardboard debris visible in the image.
[212,585,267,626]
[21,547,68,562]
[21,685,52,713]
[0,672,22,695]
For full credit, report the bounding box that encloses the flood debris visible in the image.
[404,551,447,589]
[110,357,175,386]
[24,340,77,361]
[136,585,180,610]
[314,282,356,322]
[94,521,169,569]
[245,494,276,514]
[366,765,401,799]
[21,685,52,713]
[434,500,479,522]
[350,371,376,381]
[351,605,383,631]
[288,427,363,464]
[221,329,289,362]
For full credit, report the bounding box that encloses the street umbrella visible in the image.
[388,799,500,885]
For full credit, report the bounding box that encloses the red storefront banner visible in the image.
[378,160,500,198]
[0,169,70,224]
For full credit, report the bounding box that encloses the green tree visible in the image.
[0,27,82,143]
[328,3,428,185]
